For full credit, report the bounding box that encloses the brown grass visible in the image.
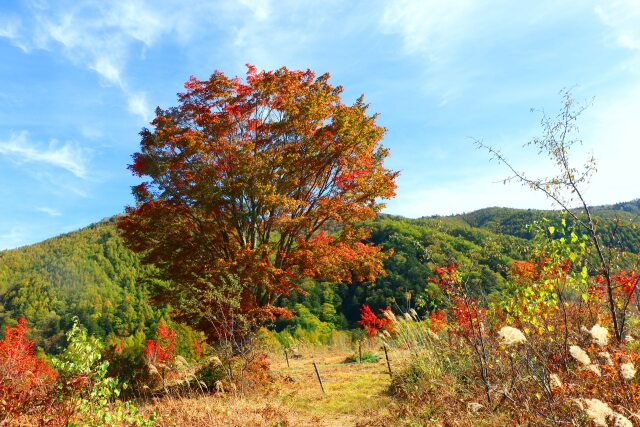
[144,347,396,427]
[143,346,514,426]
[143,393,303,427]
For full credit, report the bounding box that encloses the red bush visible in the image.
[0,318,60,424]
[358,304,394,339]
[144,319,177,366]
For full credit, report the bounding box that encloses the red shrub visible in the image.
[358,304,394,339]
[0,318,60,424]
[144,319,176,366]
[429,309,447,332]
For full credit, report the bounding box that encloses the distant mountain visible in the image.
[592,199,640,215]
[448,200,640,253]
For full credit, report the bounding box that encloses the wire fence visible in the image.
[268,345,415,392]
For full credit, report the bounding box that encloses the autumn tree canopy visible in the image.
[118,65,397,341]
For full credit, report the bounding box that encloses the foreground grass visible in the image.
[144,393,301,427]
[144,348,395,427]
[142,346,514,427]
[271,349,393,425]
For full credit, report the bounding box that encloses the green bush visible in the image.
[194,357,225,391]
[344,351,380,363]
[52,318,154,426]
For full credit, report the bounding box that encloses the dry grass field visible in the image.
[144,347,398,427]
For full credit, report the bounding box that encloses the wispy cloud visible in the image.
[0,18,19,39]
[595,1,640,50]
[36,207,62,217]
[0,131,88,178]
[237,0,271,22]
[30,1,158,121]
[0,15,29,51]
[2,0,188,121]
[2,0,364,122]
[380,0,477,61]
[378,0,592,103]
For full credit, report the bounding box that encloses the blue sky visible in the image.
[1,0,639,249]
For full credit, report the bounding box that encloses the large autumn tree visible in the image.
[118,65,397,343]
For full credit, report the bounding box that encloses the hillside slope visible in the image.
[2,200,639,347]
[0,217,161,351]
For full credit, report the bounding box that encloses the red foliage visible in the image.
[594,270,640,302]
[0,318,60,423]
[510,260,541,282]
[429,265,486,338]
[616,270,639,300]
[118,64,398,342]
[144,320,176,366]
[193,340,204,361]
[429,263,459,288]
[429,309,447,332]
[357,304,394,338]
[451,296,486,333]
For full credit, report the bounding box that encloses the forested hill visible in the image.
[1,201,639,349]
[449,200,640,252]
[0,217,162,352]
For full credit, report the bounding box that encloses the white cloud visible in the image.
[378,0,597,103]
[0,131,88,178]
[4,0,358,121]
[220,0,369,73]
[595,1,640,50]
[6,0,182,121]
[0,16,29,51]
[89,56,124,87]
[32,3,149,120]
[238,0,271,22]
[379,0,588,60]
[380,0,477,61]
[579,83,640,205]
[0,18,19,39]
[36,207,62,217]
[127,92,151,122]
[4,0,293,122]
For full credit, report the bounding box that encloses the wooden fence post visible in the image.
[284,349,290,368]
[313,362,325,394]
[383,344,392,377]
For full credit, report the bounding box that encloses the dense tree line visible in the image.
[275,214,529,330]
[2,204,640,349]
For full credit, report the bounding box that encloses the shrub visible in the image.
[377,238,640,425]
[344,351,380,364]
[52,318,154,426]
[194,356,225,391]
[144,319,176,391]
[389,347,451,400]
[0,318,61,425]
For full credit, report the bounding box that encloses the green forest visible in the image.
[3,202,639,353]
